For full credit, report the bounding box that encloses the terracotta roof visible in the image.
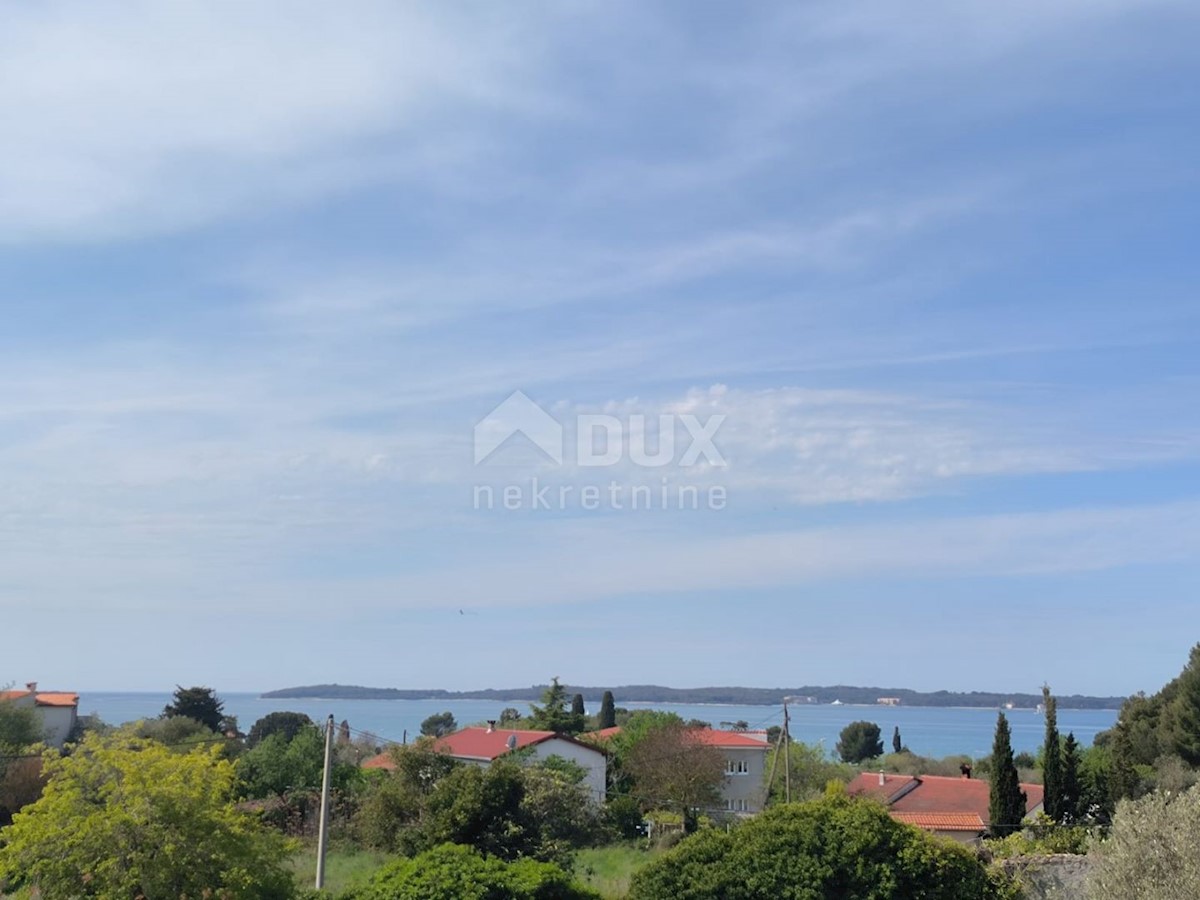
[362,727,603,770]
[848,773,1043,826]
[686,729,772,749]
[582,726,769,749]
[892,812,986,832]
[34,692,79,708]
[363,752,396,771]
[435,727,564,761]
[846,773,920,804]
[0,690,79,708]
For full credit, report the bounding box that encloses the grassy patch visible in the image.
[574,843,658,899]
[289,844,390,894]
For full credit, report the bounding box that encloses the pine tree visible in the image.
[528,677,585,733]
[162,686,224,733]
[989,712,1027,837]
[598,691,617,729]
[1061,732,1082,822]
[1042,684,1063,821]
[1110,725,1140,801]
[892,726,903,754]
[1168,644,1200,766]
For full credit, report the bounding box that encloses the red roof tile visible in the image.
[892,812,986,832]
[846,773,920,804]
[362,727,603,770]
[581,726,769,749]
[849,773,1043,826]
[434,727,560,761]
[685,729,772,749]
[0,690,78,708]
[363,752,396,771]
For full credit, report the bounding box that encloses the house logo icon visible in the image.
[474,391,564,465]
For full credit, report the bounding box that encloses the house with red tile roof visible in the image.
[362,726,607,802]
[847,771,1044,843]
[0,682,78,748]
[584,726,771,814]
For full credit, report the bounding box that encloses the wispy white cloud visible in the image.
[0,1,550,242]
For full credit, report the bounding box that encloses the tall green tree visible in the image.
[236,725,329,798]
[247,711,313,748]
[528,678,585,734]
[571,693,586,718]
[163,685,224,732]
[420,711,457,738]
[1042,684,1063,821]
[836,721,884,763]
[1109,726,1141,801]
[1061,732,1082,822]
[597,691,617,730]
[1167,643,1200,766]
[989,712,1027,837]
[892,725,903,754]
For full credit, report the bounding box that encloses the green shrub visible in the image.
[629,794,1012,900]
[342,843,599,900]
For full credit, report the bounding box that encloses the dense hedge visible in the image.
[629,793,1014,900]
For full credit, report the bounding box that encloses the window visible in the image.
[725,758,751,775]
[725,798,749,812]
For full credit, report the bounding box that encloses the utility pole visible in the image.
[783,698,792,804]
[764,712,787,807]
[315,714,334,891]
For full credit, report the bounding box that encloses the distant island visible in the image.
[262,683,1125,709]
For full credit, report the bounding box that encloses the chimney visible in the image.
[25,681,37,694]
[486,720,496,733]
[878,771,885,786]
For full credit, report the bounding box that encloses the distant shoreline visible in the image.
[260,683,1125,710]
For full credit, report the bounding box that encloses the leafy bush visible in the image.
[602,795,646,840]
[356,752,600,865]
[341,843,599,900]
[628,794,1012,900]
[0,734,294,899]
[985,814,1092,858]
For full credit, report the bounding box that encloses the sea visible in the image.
[77,692,1118,758]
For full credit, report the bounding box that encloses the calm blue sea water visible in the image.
[77,693,1118,758]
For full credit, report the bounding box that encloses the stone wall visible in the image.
[998,854,1093,900]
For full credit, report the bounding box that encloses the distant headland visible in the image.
[261,683,1125,710]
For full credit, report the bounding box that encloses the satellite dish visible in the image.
[506,734,518,751]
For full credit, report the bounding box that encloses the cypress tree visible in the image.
[1061,732,1082,822]
[598,691,617,729]
[1042,684,1063,821]
[892,726,903,754]
[571,693,586,717]
[989,712,1027,837]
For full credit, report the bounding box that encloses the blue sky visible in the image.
[2,1,1199,695]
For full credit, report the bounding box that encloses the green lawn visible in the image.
[574,844,658,899]
[289,845,390,894]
